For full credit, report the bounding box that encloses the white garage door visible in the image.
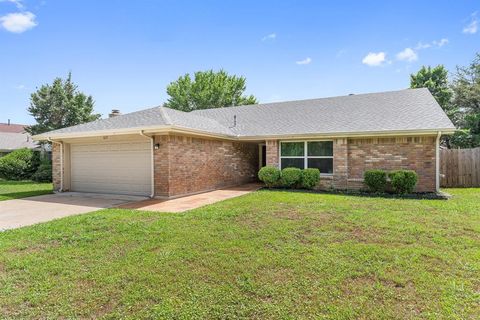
[70,140,151,196]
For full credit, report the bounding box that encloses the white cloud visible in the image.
[0,11,37,33]
[362,52,386,66]
[433,38,449,47]
[261,33,276,41]
[463,12,478,34]
[396,48,418,62]
[463,20,478,34]
[295,57,312,65]
[416,38,449,50]
[415,42,431,50]
[14,84,25,89]
[0,0,24,9]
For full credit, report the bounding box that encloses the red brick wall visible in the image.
[52,142,62,191]
[265,136,437,192]
[347,136,436,192]
[265,140,279,167]
[154,134,258,198]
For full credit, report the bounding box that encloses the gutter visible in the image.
[47,138,63,192]
[33,126,457,142]
[139,131,155,198]
[436,131,441,192]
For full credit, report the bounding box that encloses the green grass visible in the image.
[0,179,53,201]
[0,189,479,319]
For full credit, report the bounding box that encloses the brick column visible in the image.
[51,142,62,191]
[154,135,171,197]
[333,138,348,189]
[265,140,279,167]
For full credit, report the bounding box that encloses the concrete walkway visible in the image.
[0,193,147,231]
[118,183,262,212]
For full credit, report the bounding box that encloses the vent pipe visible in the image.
[109,109,121,118]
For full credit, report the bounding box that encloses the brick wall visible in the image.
[265,136,437,192]
[52,142,62,191]
[348,136,436,192]
[154,134,259,198]
[265,140,279,167]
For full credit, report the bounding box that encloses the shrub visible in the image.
[281,167,303,188]
[0,148,40,180]
[301,168,320,189]
[363,169,387,193]
[258,166,281,187]
[388,170,418,194]
[31,162,52,182]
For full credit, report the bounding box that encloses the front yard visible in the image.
[0,180,52,201]
[0,189,479,319]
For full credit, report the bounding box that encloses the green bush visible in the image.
[281,167,303,188]
[258,166,281,187]
[301,168,320,189]
[388,170,418,194]
[364,169,387,193]
[31,162,52,182]
[0,148,40,180]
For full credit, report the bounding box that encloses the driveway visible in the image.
[0,192,146,231]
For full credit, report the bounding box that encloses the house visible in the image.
[34,88,455,197]
[0,121,40,157]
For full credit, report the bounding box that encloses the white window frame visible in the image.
[279,140,334,176]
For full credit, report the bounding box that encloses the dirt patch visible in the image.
[341,274,423,315]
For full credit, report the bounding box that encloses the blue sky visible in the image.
[0,0,478,124]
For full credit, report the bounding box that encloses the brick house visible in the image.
[34,88,455,197]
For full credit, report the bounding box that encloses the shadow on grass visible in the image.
[0,190,53,201]
[260,187,450,200]
[0,180,43,186]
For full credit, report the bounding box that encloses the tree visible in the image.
[410,65,457,122]
[450,53,480,148]
[164,69,258,112]
[25,72,100,136]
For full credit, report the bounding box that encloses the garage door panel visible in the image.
[70,140,151,196]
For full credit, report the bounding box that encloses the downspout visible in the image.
[435,131,441,192]
[48,138,63,192]
[140,131,155,198]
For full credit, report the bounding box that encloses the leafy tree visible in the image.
[450,53,480,148]
[26,72,100,136]
[410,65,457,122]
[164,69,258,112]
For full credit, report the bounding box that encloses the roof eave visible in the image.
[33,125,236,141]
[33,126,456,142]
[236,128,457,140]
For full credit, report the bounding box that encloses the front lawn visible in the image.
[0,189,479,318]
[0,179,53,201]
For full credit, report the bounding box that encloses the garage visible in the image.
[69,139,152,196]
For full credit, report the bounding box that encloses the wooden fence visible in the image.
[440,147,480,187]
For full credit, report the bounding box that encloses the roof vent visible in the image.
[348,93,355,96]
[109,109,121,118]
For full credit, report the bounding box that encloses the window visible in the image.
[280,141,333,174]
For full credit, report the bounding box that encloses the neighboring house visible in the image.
[0,122,39,157]
[34,88,455,197]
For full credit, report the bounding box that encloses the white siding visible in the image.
[70,140,151,196]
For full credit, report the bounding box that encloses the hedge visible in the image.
[364,169,387,193]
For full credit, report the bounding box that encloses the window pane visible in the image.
[308,158,333,174]
[281,158,304,169]
[308,141,333,156]
[281,142,304,156]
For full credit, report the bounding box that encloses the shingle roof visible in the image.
[0,132,39,151]
[193,88,455,136]
[37,88,455,139]
[0,123,27,133]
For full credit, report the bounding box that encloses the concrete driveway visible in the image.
[0,192,146,231]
